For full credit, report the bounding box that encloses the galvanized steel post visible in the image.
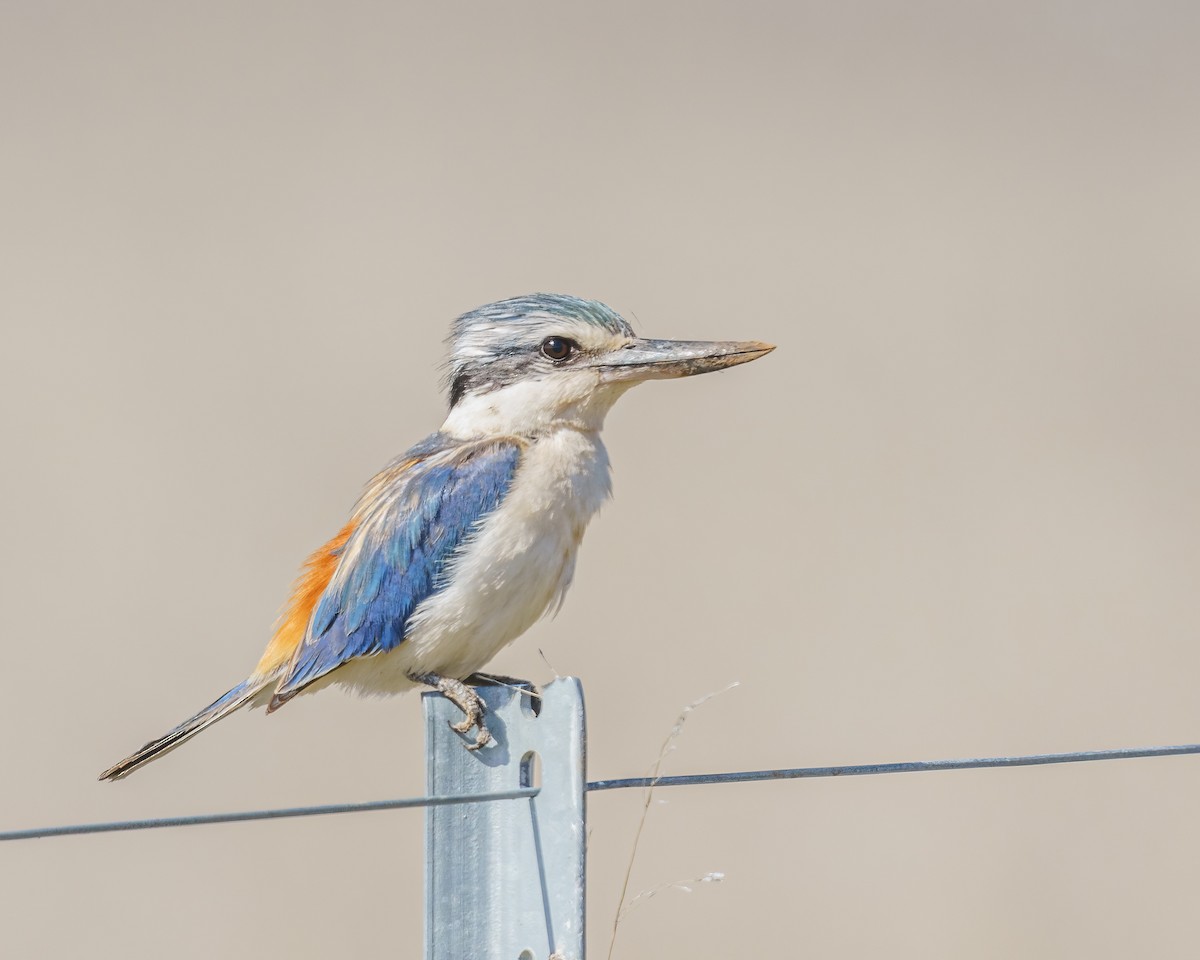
[424,677,587,960]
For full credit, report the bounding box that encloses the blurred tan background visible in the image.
[3,2,1199,956]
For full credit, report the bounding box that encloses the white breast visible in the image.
[329,427,612,695]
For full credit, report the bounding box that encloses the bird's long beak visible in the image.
[594,338,775,383]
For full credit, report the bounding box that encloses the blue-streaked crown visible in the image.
[446,293,635,407]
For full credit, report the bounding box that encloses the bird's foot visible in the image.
[409,672,492,750]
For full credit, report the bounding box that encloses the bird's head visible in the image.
[442,293,774,437]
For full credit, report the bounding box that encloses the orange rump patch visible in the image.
[254,521,356,676]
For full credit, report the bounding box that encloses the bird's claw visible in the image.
[448,714,475,735]
[448,709,491,750]
[449,716,491,751]
[411,672,492,750]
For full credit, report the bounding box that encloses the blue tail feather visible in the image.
[98,676,271,780]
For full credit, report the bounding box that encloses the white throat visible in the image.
[441,370,636,439]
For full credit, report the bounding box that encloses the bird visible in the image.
[100,293,774,780]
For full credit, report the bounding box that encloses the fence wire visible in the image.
[4,742,1198,843]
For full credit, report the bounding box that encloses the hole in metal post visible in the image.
[519,684,543,719]
[520,751,542,789]
[518,951,535,960]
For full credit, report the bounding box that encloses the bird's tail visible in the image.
[98,674,276,781]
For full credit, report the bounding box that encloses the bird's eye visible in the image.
[540,337,575,362]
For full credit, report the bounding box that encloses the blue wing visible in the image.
[268,435,525,708]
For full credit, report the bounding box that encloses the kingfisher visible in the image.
[100,294,773,780]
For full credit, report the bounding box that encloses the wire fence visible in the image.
[5,742,1198,843]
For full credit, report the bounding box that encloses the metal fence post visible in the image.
[424,677,587,960]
